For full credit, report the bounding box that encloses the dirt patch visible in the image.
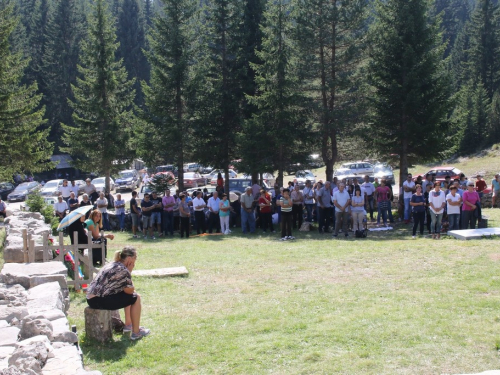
[489,253,500,261]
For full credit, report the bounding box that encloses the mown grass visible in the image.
[67,208,500,375]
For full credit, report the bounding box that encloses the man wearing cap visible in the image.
[241,187,256,234]
[492,174,500,208]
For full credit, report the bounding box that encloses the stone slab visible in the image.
[0,346,15,360]
[132,266,189,278]
[41,345,83,375]
[455,372,500,375]
[1,262,67,278]
[0,327,20,347]
[448,227,500,240]
[27,282,64,315]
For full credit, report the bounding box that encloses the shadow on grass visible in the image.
[80,333,139,364]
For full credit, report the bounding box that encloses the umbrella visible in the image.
[57,205,93,231]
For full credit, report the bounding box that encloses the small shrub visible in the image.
[26,192,59,233]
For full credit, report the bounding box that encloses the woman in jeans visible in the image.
[446,185,462,231]
[179,194,191,238]
[428,182,446,239]
[350,187,365,232]
[410,185,426,238]
[279,188,294,240]
[462,182,480,229]
[375,179,391,226]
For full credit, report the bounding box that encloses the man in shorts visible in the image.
[141,194,155,239]
[492,174,500,208]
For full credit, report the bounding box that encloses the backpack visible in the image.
[355,229,367,238]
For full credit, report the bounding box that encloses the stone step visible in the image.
[132,266,189,278]
[448,227,500,240]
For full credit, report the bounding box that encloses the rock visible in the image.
[15,336,53,358]
[0,327,20,347]
[1,263,67,281]
[0,366,23,375]
[9,319,19,327]
[133,266,189,278]
[19,317,53,341]
[29,275,68,291]
[0,307,28,324]
[0,347,15,360]
[84,307,112,343]
[42,345,85,375]
[24,310,66,322]
[8,342,49,375]
[0,322,8,329]
[51,318,77,343]
[27,282,65,315]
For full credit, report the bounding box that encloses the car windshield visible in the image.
[44,181,59,188]
[229,180,252,189]
[374,165,389,172]
[296,171,313,178]
[13,183,29,192]
[119,172,134,179]
[0,184,8,189]
[92,178,105,184]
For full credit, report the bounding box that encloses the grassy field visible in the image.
[67,208,500,375]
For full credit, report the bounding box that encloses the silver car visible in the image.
[334,162,374,179]
[40,179,64,197]
[294,170,316,189]
[91,177,115,193]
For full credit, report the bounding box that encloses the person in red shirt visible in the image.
[258,189,274,233]
[475,175,487,197]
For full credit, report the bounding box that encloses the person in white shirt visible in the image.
[54,196,68,221]
[332,183,351,238]
[59,179,72,203]
[70,180,80,197]
[361,175,375,221]
[446,185,462,231]
[115,193,126,232]
[206,192,221,233]
[192,191,207,234]
[96,192,110,230]
[428,182,446,239]
[402,174,416,224]
[302,180,315,222]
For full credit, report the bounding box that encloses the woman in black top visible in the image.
[410,185,426,238]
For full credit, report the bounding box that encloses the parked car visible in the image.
[207,169,238,185]
[115,169,140,192]
[373,163,395,185]
[7,181,41,202]
[240,173,276,187]
[74,180,86,195]
[413,166,462,183]
[183,172,206,188]
[199,166,213,174]
[91,177,115,193]
[156,165,178,177]
[21,196,57,212]
[334,162,374,179]
[184,163,201,172]
[294,170,316,189]
[138,184,153,200]
[40,179,64,197]
[227,178,271,194]
[0,182,15,200]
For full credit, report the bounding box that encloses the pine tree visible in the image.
[368,0,451,185]
[489,91,500,144]
[42,0,85,151]
[62,0,136,192]
[192,0,246,193]
[241,0,312,187]
[431,0,471,57]
[0,3,53,180]
[295,0,368,182]
[142,0,197,191]
[116,0,149,106]
[467,0,500,99]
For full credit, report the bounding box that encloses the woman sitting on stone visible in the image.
[86,246,150,340]
[85,210,114,265]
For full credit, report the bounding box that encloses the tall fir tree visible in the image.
[0,2,53,180]
[242,0,312,187]
[489,91,500,143]
[42,0,85,151]
[116,0,149,106]
[431,0,471,57]
[62,0,135,192]
[192,0,246,193]
[368,0,451,185]
[142,0,197,191]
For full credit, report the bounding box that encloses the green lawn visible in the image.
[67,209,500,375]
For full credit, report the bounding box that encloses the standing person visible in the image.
[446,185,462,231]
[140,193,155,239]
[459,173,468,188]
[192,191,207,235]
[350,187,365,233]
[130,191,141,238]
[67,192,79,212]
[332,183,351,238]
[86,246,150,341]
[219,194,231,234]
[114,194,126,232]
[217,172,224,193]
[316,181,332,234]
[422,173,433,192]
[59,179,72,203]
[162,189,175,236]
[410,185,426,238]
[475,175,487,198]
[96,192,111,231]
[207,191,221,234]
[258,189,273,233]
[375,180,391,227]
[428,182,446,239]
[402,174,416,224]
[361,175,376,222]
[279,188,293,240]
[423,183,432,234]
[149,192,163,237]
[0,197,7,218]
[179,194,191,238]
[291,185,304,229]
[172,189,181,232]
[54,196,68,222]
[70,180,80,197]
[491,174,500,208]
[302,180,315,222]
[83,178,98,203]
[373,178,380,189]
[462,182,481,229]
[85,210,115,265]
[240,187,256,234]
